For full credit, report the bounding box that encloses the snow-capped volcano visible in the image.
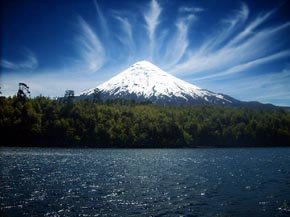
[81,60,238,105]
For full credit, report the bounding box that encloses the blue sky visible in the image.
[1,0,290,106]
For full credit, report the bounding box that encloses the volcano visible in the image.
[80,61,266,107]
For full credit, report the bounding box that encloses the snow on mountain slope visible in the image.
[81,60,236,105]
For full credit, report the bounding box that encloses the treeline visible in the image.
[0,96,290,148]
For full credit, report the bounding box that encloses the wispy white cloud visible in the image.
[194,50,290,81]
[169,3,290,78]
[75,16,105,73]
[0,48,38,71]
[197,3,249,54]
[179,7,204,13]
[222,50,290,75]
[112,13,136,64]
[0,60,19,70]
[94,0,109,37]
[162,5,204,68]
[226,9,275,48]
[190,68,290,105]
[163,15,195,68]
[113,15,134,51]
[116,17,133,41]
[144,0,162,60]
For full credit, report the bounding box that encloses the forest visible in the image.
[0,95,290,148]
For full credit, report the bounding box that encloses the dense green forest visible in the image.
[0,96,290,147]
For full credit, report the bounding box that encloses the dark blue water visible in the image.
[1,148,290,217]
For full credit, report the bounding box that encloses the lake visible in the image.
[1,148,290,217]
